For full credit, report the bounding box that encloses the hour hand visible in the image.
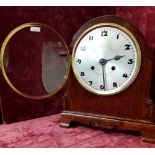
[114,55,126,60]
[107,55,126,62]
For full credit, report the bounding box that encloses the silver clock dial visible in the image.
[72,24,141,95]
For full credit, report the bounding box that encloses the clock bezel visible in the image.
[0,22,71,100]
[71,21,141,95]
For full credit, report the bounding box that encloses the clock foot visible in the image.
[60,113,71,128]
[61,111,155,143]
[142,131,155,144]
[60,122,71,128]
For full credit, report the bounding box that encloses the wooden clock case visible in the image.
[61,16,155,143]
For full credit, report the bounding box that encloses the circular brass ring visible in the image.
[0,23,71,100]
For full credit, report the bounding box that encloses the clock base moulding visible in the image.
[61,110,155,144]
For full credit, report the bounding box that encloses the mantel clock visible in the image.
[61,16,155,143]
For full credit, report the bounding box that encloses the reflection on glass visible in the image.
[2,24,69,98]
[42,41,67,93]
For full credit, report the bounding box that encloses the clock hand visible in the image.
[114,55,126,60]
[101,65,106,91]
[107,55,126,62]
[99,59,107,90]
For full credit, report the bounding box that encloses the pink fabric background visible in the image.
[0,7,155,123]
[0,114,154,148]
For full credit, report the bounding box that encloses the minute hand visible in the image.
[106,55,126,62]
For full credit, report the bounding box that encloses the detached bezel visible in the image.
[0,23,71,100]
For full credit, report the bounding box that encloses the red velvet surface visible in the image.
[0,6,155,123]
[0,114,154,148]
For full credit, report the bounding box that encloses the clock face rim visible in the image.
[0,22,71,100]
[72,22,141,95]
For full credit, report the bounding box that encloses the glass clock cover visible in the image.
[1,23,70,99]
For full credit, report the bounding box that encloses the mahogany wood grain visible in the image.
[61,16,155,143]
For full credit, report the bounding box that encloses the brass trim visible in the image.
[72,22,141,95]
[0,23,71,100]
